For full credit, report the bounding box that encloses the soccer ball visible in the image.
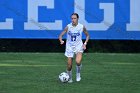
[59,72,69,83]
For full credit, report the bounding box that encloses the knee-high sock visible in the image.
[76,64,82,73]
[67,70,72,79]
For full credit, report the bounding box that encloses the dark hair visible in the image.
[71,13,79,18]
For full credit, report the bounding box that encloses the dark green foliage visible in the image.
[0,39,140,53]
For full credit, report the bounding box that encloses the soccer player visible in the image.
[59,13,90,83]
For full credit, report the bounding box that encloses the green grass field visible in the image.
[0,53,140,93]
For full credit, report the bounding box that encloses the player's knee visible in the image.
[76,59,81,65]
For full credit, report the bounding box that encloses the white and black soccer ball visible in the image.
[59,72,69,83]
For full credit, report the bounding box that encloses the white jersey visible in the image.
[66,23,83,46]
[65,23,84,57]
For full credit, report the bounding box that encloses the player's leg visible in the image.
[66,57,73,83]
[75,52,82,82]
[67,57,73,71]
[65,50,74,83]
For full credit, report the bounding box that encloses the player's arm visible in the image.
[59,26,68,45]
[83,26,90,49]
[83,26,90,45]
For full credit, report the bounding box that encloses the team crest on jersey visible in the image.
[68,31,80,36]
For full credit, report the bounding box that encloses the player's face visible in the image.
[71,15,78,25]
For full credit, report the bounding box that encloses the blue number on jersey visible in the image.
[71,36,76,41]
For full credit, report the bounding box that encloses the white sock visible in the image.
[76,64,82,74]
[67,70,72,80]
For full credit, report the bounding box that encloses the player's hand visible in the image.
[60,40,64,45]
[83,44,86,50]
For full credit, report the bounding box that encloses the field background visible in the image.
[0,53,139,93]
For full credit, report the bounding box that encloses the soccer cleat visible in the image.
[76,73,81,82]
[76,77,81,82]
[68,78,73,83]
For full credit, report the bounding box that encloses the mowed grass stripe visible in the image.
[0,63,65,67]
[0,53,140,93]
